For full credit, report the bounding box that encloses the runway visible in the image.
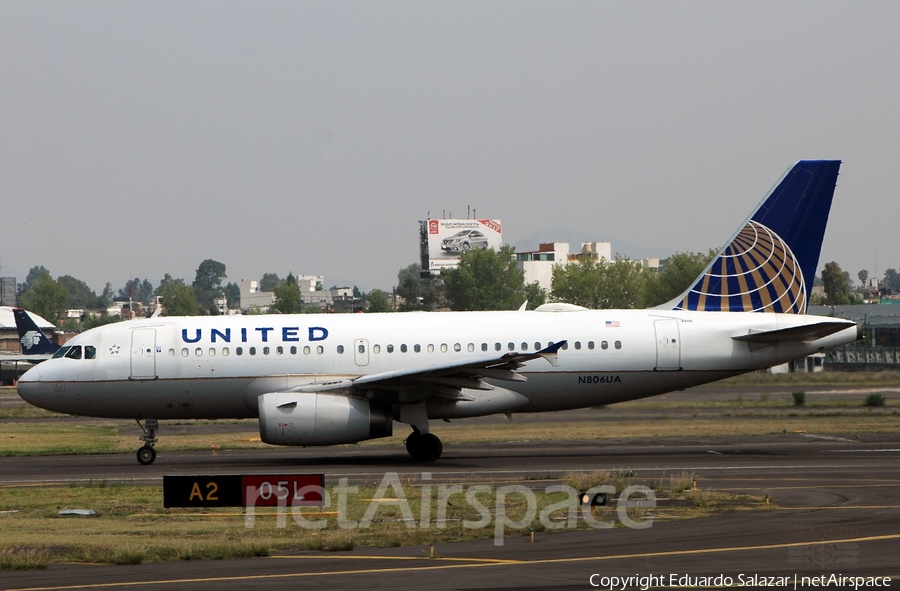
[2,433,900,590]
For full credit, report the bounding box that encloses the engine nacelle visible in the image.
[258,393,392,446]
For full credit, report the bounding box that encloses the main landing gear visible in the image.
[136,418,159,465]
[405,427,443,462]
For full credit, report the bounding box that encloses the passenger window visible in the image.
[85,346,97,360]
[454,343,461,352]
[508,342,515,351]
[195,348,202,357]
[182,348,189,357]
[289,346,296,355]
[440,344,448,353]
[316,345,324,354]
[236,347,244,356]
[615,341,622,350]
[561,342,569,350]
[65,346,82,359]
[521,342,528,351]
[495,343,502,351]
[168,348,175,357]
[223,347,230,356]
[482,343,488,352]
[249,347,256,355]
[263,347,270,355]
[401,344,408,353]
[601,341,608,350]
[276,346,283,355]
[535,342,541,350]
[414,344,421,353]
[337,345,344,354]
[373,345,381,354]
[209,348,216,357]
[303,346,310,355]
[359,344,366,354]
[588,341,595,350]
[427,344,434,352]
[574,341,581,350]
[387,344,394,353]
[467,343,474,352]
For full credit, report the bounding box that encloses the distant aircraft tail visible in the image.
[13,308,60,355]
[669,160,841,313]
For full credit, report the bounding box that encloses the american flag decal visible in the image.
[605,321,620,327]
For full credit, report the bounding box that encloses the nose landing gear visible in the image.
[136,418,159,465]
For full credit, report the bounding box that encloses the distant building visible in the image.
[0,278,16,307]
[516,241,612,291]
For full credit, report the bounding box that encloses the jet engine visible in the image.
[258,393,392,446]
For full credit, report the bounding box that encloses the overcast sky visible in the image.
[2,2,898,294]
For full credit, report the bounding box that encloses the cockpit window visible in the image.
[65,345,83,359]
[85,346,97,360]
[52,346,71,359]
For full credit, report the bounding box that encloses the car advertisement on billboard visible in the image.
[419,219,503,273]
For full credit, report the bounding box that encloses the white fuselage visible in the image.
[17,309,858,421]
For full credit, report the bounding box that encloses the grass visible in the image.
[0,473,752,569]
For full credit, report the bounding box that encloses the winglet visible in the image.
[537,340,566,367]
[668,160,841,313]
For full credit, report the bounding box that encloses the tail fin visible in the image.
[13,308,60,355]
[670,160,841,313]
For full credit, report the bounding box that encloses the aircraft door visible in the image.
[354,339,369,366]
[131,328,157,380]
[654,319,681,371]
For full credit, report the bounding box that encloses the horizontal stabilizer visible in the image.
[732,321,854,344]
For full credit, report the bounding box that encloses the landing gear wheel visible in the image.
[406,432,442,462]
[137,445,156,465]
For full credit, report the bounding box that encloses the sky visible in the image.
[2,1,899,294]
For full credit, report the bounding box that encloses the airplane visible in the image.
[16,160,861,465]
[0,307,61,362]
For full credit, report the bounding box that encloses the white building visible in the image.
[516,241,612,291]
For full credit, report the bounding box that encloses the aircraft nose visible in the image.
[16,365,42,404]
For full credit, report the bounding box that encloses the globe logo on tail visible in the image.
[676,221,807,313]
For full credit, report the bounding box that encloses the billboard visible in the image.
[419,219,502,273]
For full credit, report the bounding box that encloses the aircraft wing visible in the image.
[294,341,566,396]
[732,321,854,344]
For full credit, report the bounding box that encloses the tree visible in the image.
[18,273,67,323]
[57,275,101,308]
[118,278,154,303]
[644,250,717,307]
[271,275,303,314]
[883,269,900,293]
[821,261,853,306]
[365,289,392,313]
[19,265,50,296]
[223,282,240,309]
[442,245,528,311]
[158,281,204,316]
[523,281,547,310]
[98,282,115,307]
[550,257,649,309]
[259,273,281,292]
[858,269,869,286]
[396,263,425,310]
[193,259,227,308]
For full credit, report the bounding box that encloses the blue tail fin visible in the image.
[671,160,841,313]
[13,308,60,355]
